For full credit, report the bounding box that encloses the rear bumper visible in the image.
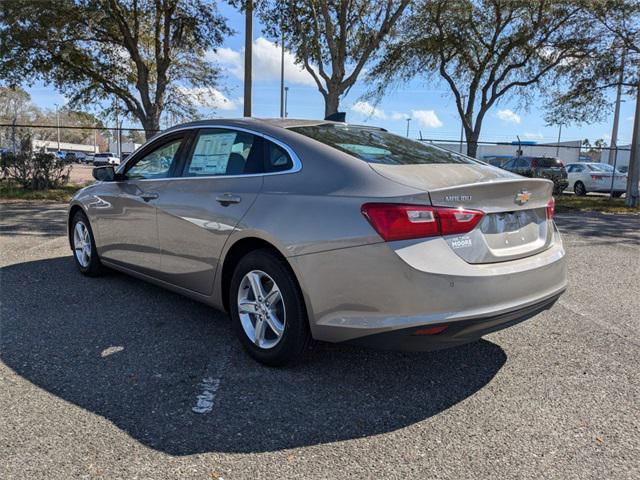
[345,291,562,351]
[290,225,566,346]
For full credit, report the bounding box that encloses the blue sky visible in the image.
[25,2,636,146]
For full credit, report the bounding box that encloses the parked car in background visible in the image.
[501,156,568,195]
[566,162,627,197]
[618,165,629,174]
[69,118,566,366]
[64,152,77,163]
[93,152,120,166]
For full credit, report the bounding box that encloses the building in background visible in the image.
[430,139,583,166]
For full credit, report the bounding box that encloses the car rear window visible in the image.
[535,158,562,168]
[290,124,474,165]
[587,163,617,173]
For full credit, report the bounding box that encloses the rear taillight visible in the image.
[546,197,555,220]
[361,203,484,242]
[531,159,538,168]
[591,175,604,180]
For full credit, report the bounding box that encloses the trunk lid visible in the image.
[370,163,554,264]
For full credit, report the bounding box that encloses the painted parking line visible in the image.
[192,346,232,414]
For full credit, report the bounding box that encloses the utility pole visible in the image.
[55,104,60,152]
[406,118,411,138]
[609,51,625,167]
[114,103,121,158]
[609,51,626,197]
[555,124,562,157]
[459,94,468,153]
[279,23,285,117]
[284,86,289,118]
[243,0,253,117]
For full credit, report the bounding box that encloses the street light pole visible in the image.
[284,86,289,118]
[555,124,562,157]
[406,118,411,138]
[279,24,285,118]
[243,0,253,117]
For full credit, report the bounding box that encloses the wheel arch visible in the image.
[219,236,303,314]
[67,204,85,250]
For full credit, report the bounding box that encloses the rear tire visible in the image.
[229,249,310,366]
[71,211,104,276]
[574,181,587,196]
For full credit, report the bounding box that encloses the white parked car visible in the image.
[93,152,120,166]
[566,162,627,197]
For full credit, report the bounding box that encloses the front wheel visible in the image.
[229,249,310,366]
[71,211,104,276]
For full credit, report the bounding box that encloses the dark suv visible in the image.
[502,156,568,195]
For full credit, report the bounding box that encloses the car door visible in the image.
[92,132,188,276]
[151,128,268,295]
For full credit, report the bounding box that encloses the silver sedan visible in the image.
[68,118,567,365]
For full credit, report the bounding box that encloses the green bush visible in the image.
[0,150,71,190]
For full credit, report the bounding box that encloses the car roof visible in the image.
[161,117,386,136]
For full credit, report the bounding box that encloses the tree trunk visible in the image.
[465,131,479,158]
[142,115,161,141]
[324,90,341,119]
[625,81,640,208]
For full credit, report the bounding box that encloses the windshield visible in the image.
[290,124,475,165]
[588,163,620,173]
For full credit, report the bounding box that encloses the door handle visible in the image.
[139,192,159,202]
[216,193,241,206]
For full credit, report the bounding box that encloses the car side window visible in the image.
[265,140,293,172]
[567,165,575,173]
[575,165,584,172]
[515,158,529,168]
[503,159,515,169]
[126,138,183,180]
[182,129,261,176]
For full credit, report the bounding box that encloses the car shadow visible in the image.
[1,256,506,456]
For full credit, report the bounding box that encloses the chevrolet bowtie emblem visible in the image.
[515,190,530,205]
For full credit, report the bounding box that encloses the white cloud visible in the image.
[496,109,521,124]
[208,37,317,87]
[350,101,387,119]
[391,112,409,120]
[523,132,544,140]
[411,110,443,128]
[179,87,240,111]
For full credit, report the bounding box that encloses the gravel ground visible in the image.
[1,202,638,479]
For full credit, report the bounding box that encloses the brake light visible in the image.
[591,175,604,180]
[531,159,538,168]
[361,203,484,241]
[546,197,555,220]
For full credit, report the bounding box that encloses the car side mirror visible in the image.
[92,165,116,182]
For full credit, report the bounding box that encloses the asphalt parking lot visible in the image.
[1,202,639,479]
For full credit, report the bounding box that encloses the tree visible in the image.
[0,0,231,138]
[368,0,594,158]
[546,0,639,207]
[0,87,40,152]
[258,0,411,118]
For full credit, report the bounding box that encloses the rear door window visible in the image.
[264,140,293,172]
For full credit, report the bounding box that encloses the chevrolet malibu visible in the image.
[68,118,567,365]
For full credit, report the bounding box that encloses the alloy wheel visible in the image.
[73,221,91,268]
[237,270,286,349]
